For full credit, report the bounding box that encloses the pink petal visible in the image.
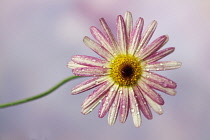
[124,11,133,41]
[99,18,118,52]
[144,94,163,115]
[119,87,129,123]
[71,76,107,95]
[90,26,113,53]
[98,85,119,118]
[142,77,177,96]
[117,15,127,54]
[129,17,144,55]
[108,90,120,126]
[133,86,153,120]
[145,61,182,71]
[128,87,141,127]
[142,71,177,89]
[72,55,108,67]
[140,35,169,59]
[81,98,102,115]
[81,82,112,109]
[136,20,157,52]
[83,36,113,60]
[67,61,87,69]
[72,67,108,77]
[137,80,165,105]
[145,47,175,63]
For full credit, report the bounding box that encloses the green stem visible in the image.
[0,75,80,108]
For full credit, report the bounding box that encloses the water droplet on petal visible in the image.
[119,90,123,94]
[122,105,125,108]
[131,108,135,113]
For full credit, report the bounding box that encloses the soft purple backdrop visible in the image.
[0,0,209,140]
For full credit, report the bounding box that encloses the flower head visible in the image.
[68,11,181,127]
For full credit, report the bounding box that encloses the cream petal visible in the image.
[71,76,107,95]
[98,85,119,118]
[145,61,182,71]
[90,26,113,53]
[99,18,118,52]
[83,36,113,60]
[139,35,169,59]
[108,90,120,126]
[129,17,144,55]
[142,77,177,96]
[72,67,108,77]
[137,80,164,105]
[142,71,177,89]
[72,55,108,67]
[117,15,127,54]
[124,11,133,42]
[133,86,153,120]
[144,94,163,115]
[82,82,113,109]
[119,87,129,123]
[145,47,175,63]
[136,20,157,50]
[128,87,141,127]
[81,97,102,115]
[67,61,88,69]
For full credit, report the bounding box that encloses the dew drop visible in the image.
[122,105,125,108]
[119,90,123,94]
[131,108,135,113]
[110,88,114,92]
[92,59,96,62]
[112,104,115,107]
[81,68,85,71]
[106,97,109,100]
[160,63,163,65]
[136,112,140,115]
[156,68,160,70]
[135,103,138,107]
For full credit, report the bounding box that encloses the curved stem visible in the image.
[0,75,80,109]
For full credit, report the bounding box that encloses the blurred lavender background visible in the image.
[0,0,209,139]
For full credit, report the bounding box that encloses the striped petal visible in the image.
[83,36,113,60]
[99,18,118,52]
[72,55,108,67]
[67,61,87,69]
[71,76,107,95]
[142,71,177,89]
[108,89,120,126]
[129,17,144,54]
[81,97,102,115]
[128,87,141,127]
[144,94,163,115]
[72,67,108,76]
[145,47,175,63]
[98,85,119,118]
[143,77,177,96]
[119,87,129,123]
[117,15,127,54]
[133,86,153,120]
[136,20,157,52]
[124,11,133,41]
[140,35,169,59]
[137,80,164,105]
[145,61,182,71]
[82,82,112,109]
[90,26,113,53]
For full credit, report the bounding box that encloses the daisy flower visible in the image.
[67,11,181,127]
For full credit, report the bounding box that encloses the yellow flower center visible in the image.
[109,54,143,87]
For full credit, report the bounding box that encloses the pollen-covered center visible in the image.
[109,54,143,86]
